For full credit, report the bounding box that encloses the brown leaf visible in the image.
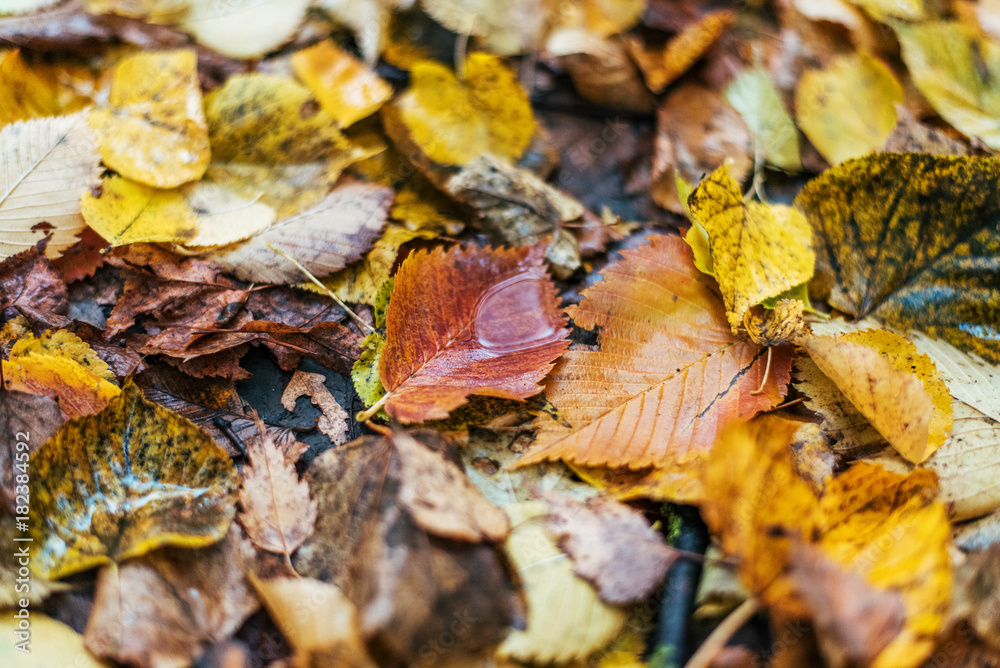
[543,492,679,605]
[84,524,259,668]
[951,544,1000,652]
[294,429,521,665]
[789,541,907,668]
[0,239,69,329]
[377,244,569,422]
[238,412,317,559]
[0,387,62,513]
[207,178,393,284]
[281,370,349,446]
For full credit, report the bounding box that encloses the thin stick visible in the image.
[357,393,390,423]
[683,597,761,668]
[266,243,374,335]
[750,346,773,395]
[775,397,805,410]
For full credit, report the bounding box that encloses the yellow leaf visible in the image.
[422,0,557,56]
[81,176,276,249]
[2,355,119,419]
[688,163,816,331]
[391,173,465,235]
[88,50,210,188]
[497,501,626,664]
[0,49,94,126]
[0,112,101,259]
[849,0,925,21]
[292,40,393,128]
[0,613,110,667]
[802,330,953,463]
[726,65,801,172]
[895,21,1000,151]
[29,382,238,579]
[742,299,806,346]
[204,73,371,218]
[179,0,311,59]
[795,52,902,166]
[384,52,535,167]
[12,329,114,381]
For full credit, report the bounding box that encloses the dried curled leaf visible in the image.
[281,371,349,445]
[794,52,903,165]
[625,10,734,93]
[29,382,238,579]
[374,244,569,422]
[796,153,1000,364]
[802,330,953,463]
[88,49,210,188]
[384,52,535,167]
[0,112,101,259]
[518,235,791,503]
[689,164,816,330]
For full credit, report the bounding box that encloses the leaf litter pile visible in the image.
[6,1,1000,667]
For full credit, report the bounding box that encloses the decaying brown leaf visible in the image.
[281,370,349,446]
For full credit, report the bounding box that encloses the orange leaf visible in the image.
[516,235,790,499]
[378,244,569,422]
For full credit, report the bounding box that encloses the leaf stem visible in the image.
[683,597,761,668]
[750,346,773,395]
[266,242,375,335]
[356,392,390,423]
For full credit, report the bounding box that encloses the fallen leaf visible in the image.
[0,240,69,328]
[179,0,311,59]
[29,381,239,579]
[850,0,926,21]
[0,48,94,125]
[0,386,61,513]
[383,52,535,167]
[881,106,978,156]
[84,525,259,668]
[205,177,392,283]
[88,49,210,188]
[204,73,371,218]
[0,613,110,668]
[422,0,554,56]
[369,243,568,422]
[726,65,802,172]
[81,175,276,249]
[795,52,903,165]
[549,32,655,113]
[238,412,317,559]
[252,576,376,668]
[543,492,679,605]
[801,330,953,463]
[950,544,1000,652]
[281,370,349,445]
[497,501,626,664]
[50,227,108,282]
[895,21,1000,150]
[651,82,752,213]
[517,235,791,504]
[294,429,520,665]
[12,328,114,381]
[2,352,121,418]
[318,0,406,64]
[688,163,816,331]
[625,10,735,93]
[796,153,1000,364]
[291,40,393,127]
[0,111,101,259]
[0,516,61,607]
[743,299,806,346]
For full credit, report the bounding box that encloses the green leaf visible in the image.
[726,66,801,172]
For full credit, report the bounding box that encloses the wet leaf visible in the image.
[294,429,520,665]
[206,177,392,284]
[81,175,275,249]
[625,10,735,93]
[796,153,1000,364]
[498,501,626,664]
[743,299,806,346]
[291,40,393,128]
[801,330,953,463]
[83,525,259,668]
[726,65,802,172]
[204,73,371,218]
[238,412,317,558]
[543,492,679,605]
[383,52,535,167]
[12,328,114,381]
[0,242,68,329]
[895,21,1000,150]
[0,112,101,259]
[0,387,60,512]
[281,370,349,446]
[88,49,210,188]
[688,163,816,331]
[371,244,569,422]
[179,0,311,59]
[29,381,239,579]
[517,235,791,503]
